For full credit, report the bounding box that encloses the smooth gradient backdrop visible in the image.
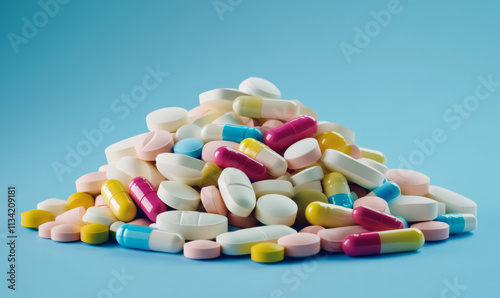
[1,1,499,297]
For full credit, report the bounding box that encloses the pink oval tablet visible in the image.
[135,130,174,161]
[94,195,108,207]
[200,186,228,216]
[99,165,108,172]
[188,106,210,122]
[75,172,107,195]
[241,117,259,127]
[386,169,430,196]
[38,221,61,239]
[411,221,449,241]
[353,196,389,213]
[317,226,370,252]
[227,211,259,228]
[201,141,239,163]
[277,233,321,257]
[299,225,326,235]
[128,218,153,226]
[51,224,80,242]
[184,240,221,259]
[349,144,362,159]
[55,206,86,226]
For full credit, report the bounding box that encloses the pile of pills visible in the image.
[21,77,478,263]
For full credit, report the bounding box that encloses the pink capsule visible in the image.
[128,177,167,222]
[264,115,318,152]
[213,146,267,181]
[352,206,405,231]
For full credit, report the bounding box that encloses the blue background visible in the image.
[1,1,499,297]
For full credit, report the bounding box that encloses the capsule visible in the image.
[359,147,386,164]
[264,115,318,153]
[201,124,263,143]
[238,138,287,177]
[232,96,300,122]
[352,206,405,231]
[116,224,184,253]
[213,146,268,181]
[365,181,401,202]
[101,179,137,222]
[305,201,356,228]
[342,228,424,257]
[435,213,477,234]
[323,172,353,208]
[128,177,167,222]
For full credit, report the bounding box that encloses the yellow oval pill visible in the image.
[316,131,348,154]
[67,192,94,210]
[251,242,284,263]
[21,210,53,228]
[81,223,109,245]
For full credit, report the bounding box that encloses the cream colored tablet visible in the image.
[388,195,438,222]
[191,111,224,127]
[82,207,118,226]
[157,181,200,211]
[105,133,146,166]
[116,156,164,188]
[212,112,244,125]
[252,180,294,198]
[284,138,322,170]
[105,165,133,188]
[175,124,202,141]
[37,198,68,217]
[293,180,323,194]
[199,88,250,112]
[424,185,477,216]
[314,121,355,145]
[156,153,205,186]
[218,168,256,217]
[358,158,388,175]
[436,202,446,215]
[290,166,324,186]
[238,77,281,99]
[256,194,298,226]
[156,210,227,240]
[146,107,189,132]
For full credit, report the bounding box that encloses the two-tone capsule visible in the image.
[116,224,184,253]
[213,146,268,181]
[435,213,477,234]
[237,138,287,177]
[352,206,405,231]
[201,124,263,143]
[101,179,137,222]
[365,181,401,202]
[232,96,300,122]
[322,172,353,208]
[305,201,356,228]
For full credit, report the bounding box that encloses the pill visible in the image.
[314,121,355,145]
[277,233,320,257]
[435,213,477,234]
[109,221,125,239]
[37,198,68,217]
[176,124,203,141]
[75,172,108,195]
[251,243,285,263]
[352,206,405,231]
[212,112,244,125]
[105,133,145,166]
[239,77,281,99]
[292,99,318,120]
[292,189,329,227]
[358,147,386,164]
[436,202,446,216]
[82,207,118,226]
[116,224,184,253]
[134,130,174,161]
[67,192,94,210]
[388,195,438,222]
[322,149,385,190]
[322,172,353,208]
[213,146,267,182]
[184,240,221,259]
[299,225,326,234]
[55,206,86,226]
[293,180,323,194]
[358,158,388,175]
[410,221,450,241]
[200,186,228,216]
[128,177,167,222]
[261,119,284,130]
[199,88,249,112]
[188,105,210,122]
[396,216,409,228]
[156,153,205,186]
[116,156,164,189]
[99,165,108,172]
[94,195,107,207]
[317,226,369,252]
[256,194,298,226]
[352,196,390,214]
[290,165,324,186]
[157,181,200,211]
[101,179,137,222]
[315,131,348,154]
[238,138,288,177]
[252,180,294,198]
[146,107,189,132]
[38,221,61,239]
[217,167,256,217]
[198,162,223,187]
[264,115,318,153]
[201,140,239,163]
[342,228,425,257]
[365,181,401,202]
[305,201,356,228]
[21,209,53,228]
[348,144,362,159]
[284,138,321,170]
[51,224,80,242]
[424,186,477,217]
[156,210,227,240]
[192,111,224,127]
[201,124,263,143]
[385,169,430,196]
[106,165,134,187]
[173,138,204,158]
[233,96,299,122]
[227,211,259,228]
[128,218,153,226]
[216,225,297,255]
[80,223,109,245]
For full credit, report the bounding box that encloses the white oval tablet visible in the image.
[284,138,322,170]
[388,195,438,222]
[314,121,355,145]
[212,112,244,125]
[218,168,256,217]
[82,207,118,226]
[175,124,202,141]
[252,180,294,198]
[105,133,147,166]
[238,77,281,99]
[116,156,164,188]
[290,166,324,186]
[199,88,250,112]
[156,153,205,186]
[256,194,298,226]
[146,107,189,132]
[157,210,227,240]
[157,181,200,211]
[358,158,388,175]
[293,180,323,194]
[191,111,224,127]
[424,185,477,217]
[37,198,68,217]
[105,165,133,188]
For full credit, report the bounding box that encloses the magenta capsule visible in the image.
[264,115,318,152]
[128,177,167,222]
[352,206,405,231]
[213,146,267,181]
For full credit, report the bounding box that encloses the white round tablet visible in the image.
[156,153,205,186]
[146,107,189,132]
[290,166,324,186]
[238,77,281,99]
[252,180,294,198]
[175,124,203,141]
[293,180,323,194]
[157,181,201,211]
[256,194,298,226]
[284,138,322,170]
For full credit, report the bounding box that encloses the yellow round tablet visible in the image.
[81,223,109,245]
[67,192,95,210]
[251,242,284,263]
[21,210,53,228]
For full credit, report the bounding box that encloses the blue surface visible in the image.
[1,1,499,297]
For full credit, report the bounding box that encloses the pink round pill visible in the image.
[98,165,108,172]
[349,144,362,159]
[135,130,174,161]
[317,226,369,252]
[51,224,80,242]
[299,225,326,235]
[353,196,389,213]
[386,169,430,196]
[184,240,221,259]
[128,218,153,226]
[94,195,108,207]
[410,221,449,241]
[277,233,321,257]
[188,106,210,122]
[38,221,61,239]
[201,141,239,163]
[200,186,228,216]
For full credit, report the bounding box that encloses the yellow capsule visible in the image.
[101,179,137,222]
[359,147,386,164]
[291,189,329,227]
[316,131,348,154]
[238,138,267,159]
[379,228,424,254]
[305,201,355,228]
[251,242,284,263]
[81,223,109,245]
[67,192,94,210]
[21,210,53,228]
[198,162,222,187]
